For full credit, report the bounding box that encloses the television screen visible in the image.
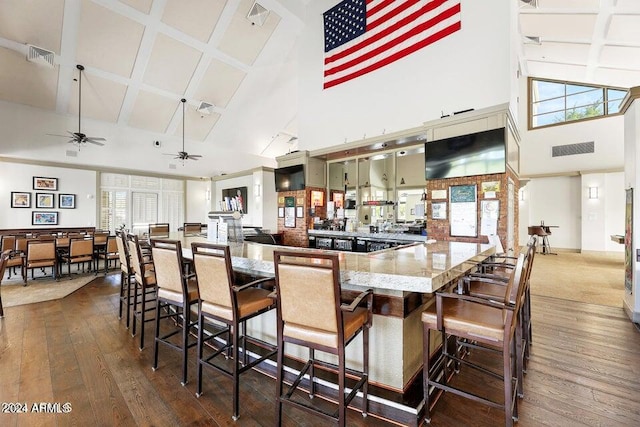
[425,127,506,180]
[275,165,305,192]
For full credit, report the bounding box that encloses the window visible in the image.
[529,78,628,129]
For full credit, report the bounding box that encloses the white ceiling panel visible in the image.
[593,66,640,88]
[523,42,590,64]
[128,90,178,133]
[614,0,640,10]
[119,0,153,15]
[162,0,226,43]
[599,45,640,70]
[174,108,220,142]
[68,72,127,123]
[0,48,58,110]
[218,0,281,65]
[606,14,640,44]
[520,13,597,40]
[143,33,202,94]
[537,0,600,9]
[192,59,246,108]
[0,0,64,53]
[527,60,588,82]
[76,0,144,78]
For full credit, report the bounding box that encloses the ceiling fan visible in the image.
[47,64,106,148]
[164,98,202,162]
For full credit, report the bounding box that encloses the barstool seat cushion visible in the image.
[422,300,505,345]
[157,279,198,304]
[283,306,368,349]
[200,287,273,321]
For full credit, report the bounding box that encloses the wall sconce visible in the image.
[588,186,599,199]
[420,191,427,201]
[519,188,525,201]
[254,183,261,197]
[206,189,211,201]
[400,177,405,185]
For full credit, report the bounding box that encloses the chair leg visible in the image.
[275,338,284,426]
[118,271,125,320]
[503,342,514,427]
[153,300,161,369]
[232,320,240,421]
[140,289,148,350]
[132,282,139,337]
[338,350,346,427]
[309,348,315,398]
[181,304,189,386]
[422,326,431,424]
[196,312,204,398]
[362,325,369,417]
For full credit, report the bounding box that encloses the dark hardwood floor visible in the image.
[1,274,639,426]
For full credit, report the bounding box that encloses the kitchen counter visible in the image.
[308,228,427,243]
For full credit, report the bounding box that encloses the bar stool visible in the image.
[150,239,199,386]
[528,226,553,254]
[191,242,277,420]
[128,234,157,350]
[0,250,11,317]
[115,231,135,328]
[422,254,528,427]
[273,250,373,427]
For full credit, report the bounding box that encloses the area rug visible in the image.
[529,251,625,308]
[1,273,98,308]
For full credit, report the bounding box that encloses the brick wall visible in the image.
[277,186,326,247]
[426,169,519,251]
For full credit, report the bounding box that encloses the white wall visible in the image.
[298,0,512,150]
[581,172,625,252]
[0,161,97,228]
[185,179,211,224]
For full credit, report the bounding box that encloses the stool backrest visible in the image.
[150,239,185,295]
[191,243,234,309]
[528,226,547,236]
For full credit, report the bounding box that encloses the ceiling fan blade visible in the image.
[86,139,105,146]
[47,133,72,138]
[86,136,106,141]
[163,153,178,156]
[187,155,202,159]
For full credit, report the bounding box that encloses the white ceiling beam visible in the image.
[55,0,81,114]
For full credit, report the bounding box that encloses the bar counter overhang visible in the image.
[178,235,495,423]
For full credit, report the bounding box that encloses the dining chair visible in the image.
[97,235,119,274]
[0,250,11,317]
[150,239,199,386]
[183,223,202,236]
[149,223,170,238]
[22,240,58,284]
[190,242,277,420]
[273,250,373,427]
[58,237,95,278]
[422,253,528,427]
[5,235,28,279]
[115,231,135,328]
[128,233,157,350]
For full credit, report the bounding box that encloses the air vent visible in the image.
[169,163,177,170]
[247,1,269,26]
[519,0,538,7]
[196,101,214,115]
[27,44,55,68]
[65,150,78,157]
[552,141,594,157]
[523,36,541,45]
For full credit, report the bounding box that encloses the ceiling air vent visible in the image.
[169,163,177,170]
[247,1,269,27]
[519,0,538,7]
[196,101,214,116]
[523,36,541,45]
[65,150,78,157]
[27,44,55,68]
[552,141,594,157]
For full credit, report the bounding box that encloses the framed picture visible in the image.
[32,211,58,226]
[296,206,304,218]
[33,176,58,191]
[432,201,447,219]
[59,193,76,209]
[11,191,31,208]
[278,207,285,218]
[36,192,55,208]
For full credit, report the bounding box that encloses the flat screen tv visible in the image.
[275,164,305,192]
[425,127,506,180]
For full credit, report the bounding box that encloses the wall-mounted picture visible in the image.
[278,207,284,218]
[11,191,31,208]
[296,206,304,218]
[36,192,55,208]
[59,193,76,209]
[33,176,58,191]
[432,201,447,219]
[32,211,58,225]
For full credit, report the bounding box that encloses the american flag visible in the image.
[323,0,462,89]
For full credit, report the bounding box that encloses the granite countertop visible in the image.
[307,229,427,243]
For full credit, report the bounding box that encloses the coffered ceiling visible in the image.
[0,0,639,178]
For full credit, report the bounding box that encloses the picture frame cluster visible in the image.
[10,176,76,225]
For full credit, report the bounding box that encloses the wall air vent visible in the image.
[247,1,269,26]
[552,141,594,157]
[27,44,55,68]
